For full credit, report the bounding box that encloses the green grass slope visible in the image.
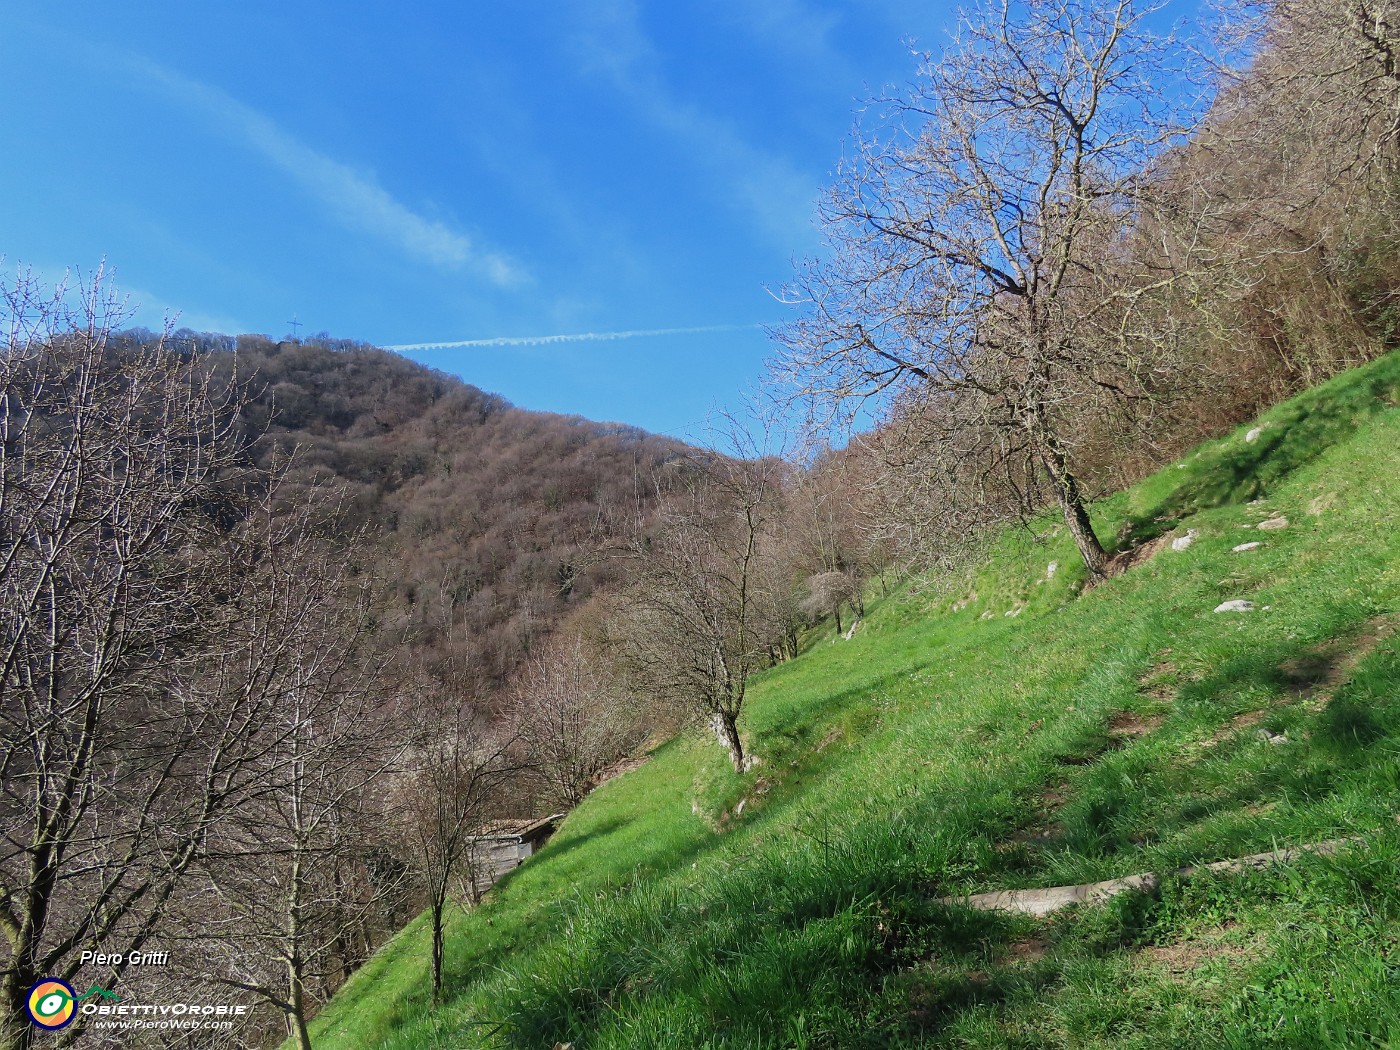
[314,352,1400,1049]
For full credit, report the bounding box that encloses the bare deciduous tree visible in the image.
[507,635,644,810]
[1141,0,1400,414]
[784,450,874,582]
[774,0,1204,579]
[801,571,861,636]
[193,503,401,1050]
[608,437,786,773]
[1216,0,1400,188]
[398,691,519,1002]
[0,269,272,1050]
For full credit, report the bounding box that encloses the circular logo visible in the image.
[27,979,77,1030]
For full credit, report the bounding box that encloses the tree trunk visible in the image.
[286,960,312,1050]
[285,853,313,1050]
[712,711,745,772]
[1,985,30,1050]
[833,606,843,635]
[333,863,357,984]
[430,895,446,1002]
[1038,432,1107,579]
[464,851,484,906]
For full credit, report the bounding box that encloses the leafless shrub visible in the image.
[605,426,789,772]
[187,496,402,1050]
[507,635,646,811]
[800,572,861,635]
[395,688,519,1002]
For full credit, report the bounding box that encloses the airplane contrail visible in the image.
[386,323,762,352]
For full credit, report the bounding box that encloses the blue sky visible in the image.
[0,2,1201,441]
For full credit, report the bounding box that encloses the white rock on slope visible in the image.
[1171,529,1198,552]
[1214,600,1256,613]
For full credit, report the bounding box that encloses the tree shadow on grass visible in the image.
[993,620,1400,881]
[1114,356,1400,550]
[745,671,914,762]
[527,816,630,868]
[880,892,1162,1047]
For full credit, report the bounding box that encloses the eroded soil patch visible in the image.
[1006,783,1069,848]
[1137,927,1262,982]
[1107,531,1177,576]
[1004,936,1049,964]
[1200,710,1266,749]
[1107,710,1165,740]
[598,754,652,783]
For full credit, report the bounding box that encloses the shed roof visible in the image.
[467,813,561,843]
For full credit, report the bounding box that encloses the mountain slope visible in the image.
[127,331,692,700]
[311,350,1400,1049]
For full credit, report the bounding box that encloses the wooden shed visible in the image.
[464,814,562,899]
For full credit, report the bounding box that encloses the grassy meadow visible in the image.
[311,350,1400,1048]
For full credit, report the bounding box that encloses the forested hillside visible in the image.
[113,329,689,701]
[1,317,728,1050]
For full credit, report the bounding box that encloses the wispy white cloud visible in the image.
[388,323,759,352]
[720,0,854,80]
[134,60,526,288]
[570,2,819,250]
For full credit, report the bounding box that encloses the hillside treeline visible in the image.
[5,0,1400,1047]
[104,328,689,704]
